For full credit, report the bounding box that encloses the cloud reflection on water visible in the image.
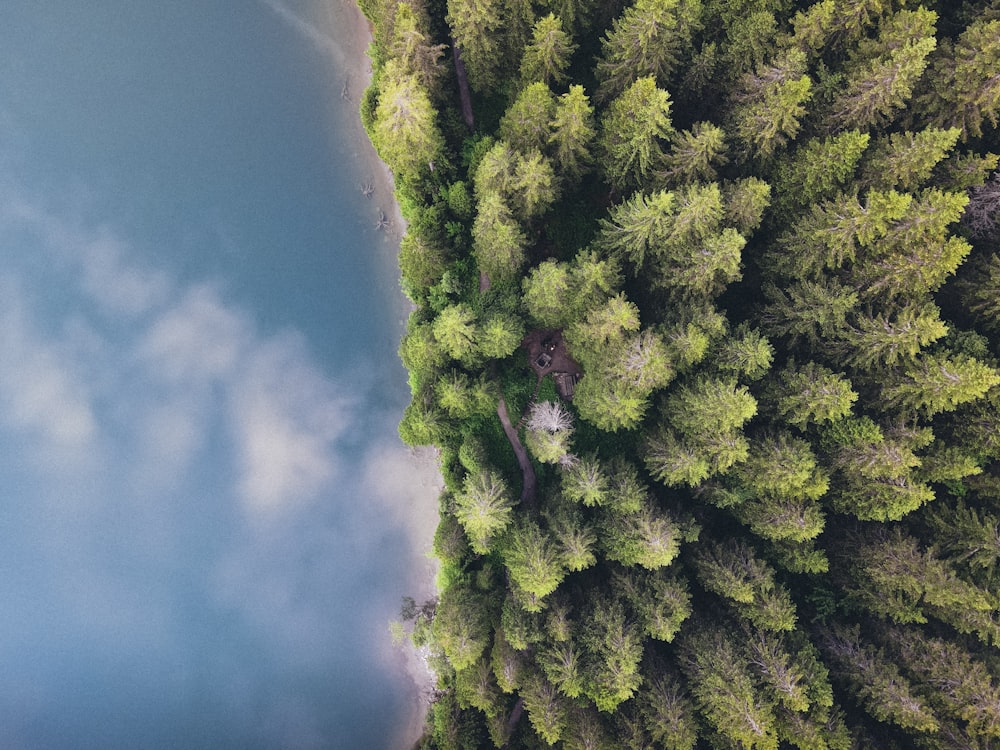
[0,185,435,748]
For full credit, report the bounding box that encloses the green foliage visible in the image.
[819,624,940,734]
[599,499,681,569]
[520,14,576,87]
[882,352,1000,417]
[499,82,556,154]
[579,597,644,711]
[693,541,798,631]
[598,76,674,190]
[772,360,857,428]
[772,130,870,214]
[594,0,702,104]
[373,0,1000,746]
[502,521,567,609]
[549,85,596,181]
[729,48,812,161]
[433,303,480,363]
[453,469,515,553]
[472,191,528,283]
[680,625,781,749]
[446,0,504,92]
[433,580,495,671]
[373,60,445,178]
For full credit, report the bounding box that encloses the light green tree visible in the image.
[471,192,527,284]
[715,324,774,380]
[579,598,644,711]
[599,501,681,569]
[598,76,674,190]
[432,303,479,362]
[503,521,567,608]
[729,48,812,161]
[520,14,576,86]
[453,469,515,552]
[680,626,780,748]
[828,36,936,131]
[446,0,504,92]
[830,302,948,369]
[433,581,494,671]
[819,624,939,735]
[882,352,1000,416]
[549,85,596,180]
[499,81,556,154]
[861,127,960,191]
[373,61,444,177]
[389,2,447,94]
[773,360,857,428]
[922,19,1000,139]
[772,131,870,215]
[659,121,728,185]
[511,149,558,219]
[478,314,525,359]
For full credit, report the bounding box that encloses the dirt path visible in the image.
[497,395,537,510]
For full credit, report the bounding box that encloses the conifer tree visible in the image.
[847,529,996,641]
[922,19,1000,139]
[453,469,515,552]
[373,61,445,177]
[819,623,940,734]
[503,520,567,608]
[499,82,556,154]
[772,131,870,215]
[433,303,480,362]
[693,540,797,631]
[762,279,859,347]
[446,0,504,92]
[959,253,1000,330]
[729,48,813,161]
[882,352,1000,417]
[389,1,448,94]
[635,665,698,749]
[680,625,781,749]
[598,76,674,190]
[433,581,495,671]
[860,127,960,192]
[548,85,596,181]
[659,121,728,185]
[827,30,935,131]
[599,500,681,570]
[830,302,949,370]
[519,14,576,87]
[472,192,527,284]
[593,0,702,104]
[579,597,644,711]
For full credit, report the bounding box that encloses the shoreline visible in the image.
[321,1,436,747]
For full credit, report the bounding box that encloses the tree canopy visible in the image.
[360,0,1000,746]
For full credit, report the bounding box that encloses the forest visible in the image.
[358,0,1000,746]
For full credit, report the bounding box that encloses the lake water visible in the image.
[0,1,437,747]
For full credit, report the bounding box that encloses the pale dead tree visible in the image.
[964,170,1000,238]
[527,400,574,433]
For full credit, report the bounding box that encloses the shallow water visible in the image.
[0,1,436,747]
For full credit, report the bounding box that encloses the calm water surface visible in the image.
[0,1,436,747]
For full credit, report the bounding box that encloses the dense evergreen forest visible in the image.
[358,0,1000,746]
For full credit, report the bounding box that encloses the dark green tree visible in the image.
[593,0,702,104]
